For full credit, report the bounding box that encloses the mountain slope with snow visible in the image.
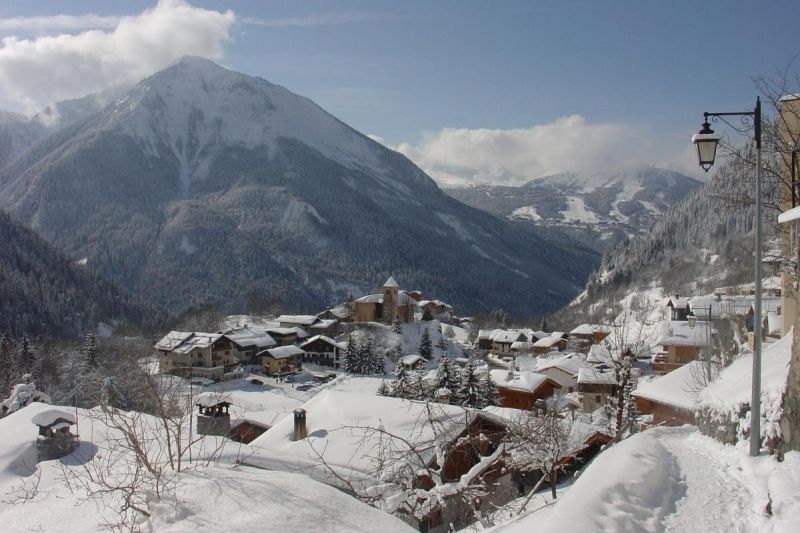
[0,57,597,317]
[446,167,702,252]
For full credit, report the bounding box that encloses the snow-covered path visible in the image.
[658,428,752,533]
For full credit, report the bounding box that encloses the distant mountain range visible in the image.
[0,57,598,319]
[445,168,702,252]
[0,210,165,337]
[548,150,771,325]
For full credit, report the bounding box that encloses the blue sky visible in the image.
[0,0,797,183]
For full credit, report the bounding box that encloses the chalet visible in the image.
[633,361,702,427]
[576,367,618,412]
[491,331,527,354]
[568,324,610,345]
[317,306,353,323]
[300,335,346,368]
[535,353,589,393]
[260,345,305,375]
[664,295,691,321]
[510,341,536,356]
[417,299,454,322]
[266,326,308,346]
[308,318,339,337]
[652,320,711,375]
[489,369,562,410]
[399,354,429,370]
[225,326,276,365]
[155,331,240,381]
[532,335,568,354]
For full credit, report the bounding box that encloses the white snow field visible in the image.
[492,426,800,533]
[0,402,414,532]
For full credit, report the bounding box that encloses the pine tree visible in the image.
[83,332,99,368]
[457,360,481,407]
[372,345,386,375]
[434,357,458,399]
[392,365,410,398]
[437,333,448,355]
[477,371,500,408]
[412,371,431,401]
[16,333,38,378]
[392,315,403,334]
[343,335,357,374]
[0,333,14,396]
[419,328,432,359]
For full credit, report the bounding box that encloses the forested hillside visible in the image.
[0,210,166,337]
[552,144,780,324]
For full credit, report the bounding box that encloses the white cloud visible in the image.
[393,115,701,187]
[0,0,235,113]
[0,14,121,31]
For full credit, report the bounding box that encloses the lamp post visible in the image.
[691,97,762,457]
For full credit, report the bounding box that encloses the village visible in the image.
[89,269,785,532]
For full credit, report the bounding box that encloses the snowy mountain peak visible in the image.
[96,56,390,190]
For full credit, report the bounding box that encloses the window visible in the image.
[595,395,601,402]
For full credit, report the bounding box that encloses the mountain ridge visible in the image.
[0,57,598,318]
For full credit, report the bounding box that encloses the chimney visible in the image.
[292,408,307,441]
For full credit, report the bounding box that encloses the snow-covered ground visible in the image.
[489,426,800,533]
[0,402,414,532]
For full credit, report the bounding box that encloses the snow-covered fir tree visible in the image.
[434,357,459,398]
[377,380,391,396]
[456,360,481,407]
[478,370,500,408]
[391,365,411,398]
[419,328,432,359]
[343,335,357,374]
[392,316,403,334]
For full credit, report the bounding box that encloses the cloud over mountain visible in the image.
[394,115,699,187]
[0,0,234,113]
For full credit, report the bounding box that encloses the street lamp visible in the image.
[691,97,763,457]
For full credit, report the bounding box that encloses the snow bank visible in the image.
[697,330,792,448]
[495,429,683,532]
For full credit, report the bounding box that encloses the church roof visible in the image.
[383,276,400,288]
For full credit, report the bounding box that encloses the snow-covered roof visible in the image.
[489,369,554,393]
[699,331,792,411]
[225,327,276,349]
[172,332,224,354]
[510,341,535,350]
[30,408,76,428]
[659,321,712,347]
[577,367,617,385]
[632,361,705,410]
[301,335,345,350]
[310,318,338,329]
[532,335,565,348]
[492,330,526,343]
[536,352,589,377]
[261,345,305,359]
[248,390,467,486]
[325,306,352,319]
[154,330,193,351]
[278,315,319,326]
[779,205,800,224]
[267,326,308,338]
[399,354,422,365]
[383,275,400,288]
[0,403,414,533]
[355,293,383,304]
